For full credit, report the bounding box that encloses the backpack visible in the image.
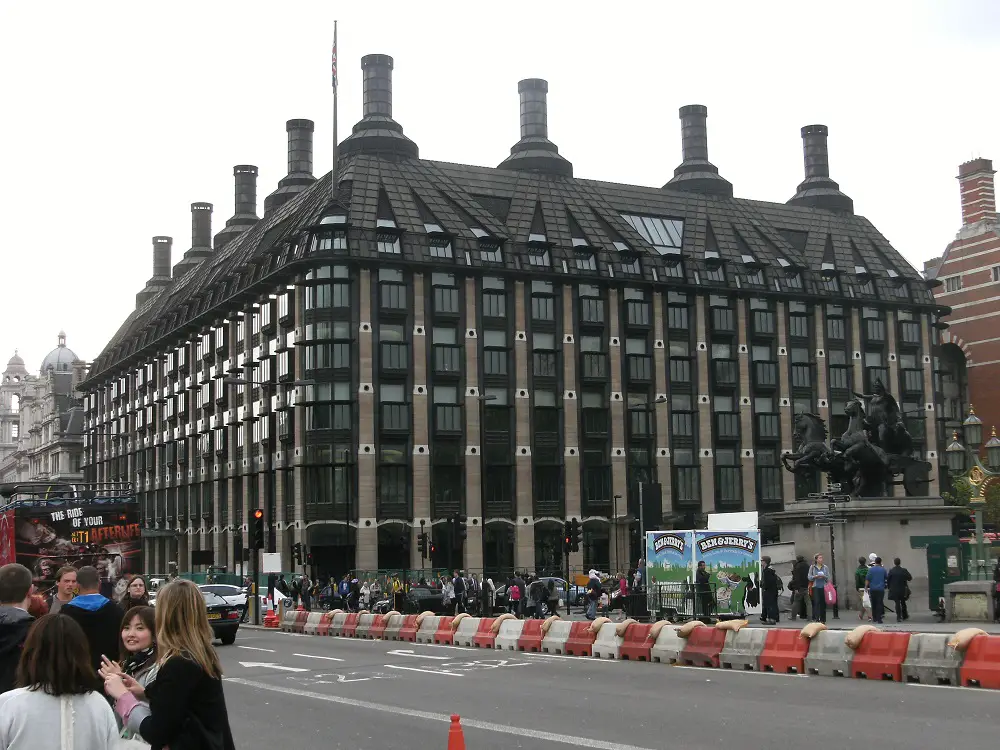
[508,585,521,601]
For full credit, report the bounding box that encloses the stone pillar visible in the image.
[513,281,534,570]
[562,285,583,572]
[695,296,714,512]
[813,307,830,493]
[921,314,940,496]
[738,299,756,510]
[608,288,626,512]
[463,278,484,570]
[212,478,222,565]
[851,308,864,389]
[411,273,431,570]
[357,268,377,569]
[652,291,671,522]
[885,310,905,496]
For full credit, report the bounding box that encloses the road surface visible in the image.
[219,627,998,750]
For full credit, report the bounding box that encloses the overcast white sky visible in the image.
[1,1,998,373]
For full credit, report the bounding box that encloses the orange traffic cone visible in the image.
[263,596,279,628]
[447,715,465,750]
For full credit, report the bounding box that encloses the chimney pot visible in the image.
[361,54,394,118]
[956,158,997,227]
[787,124,853,214]
[340,54,419,160]
[191,203,213,249]
[497,78,573,177]
[152,236,172,279]
[664,104,732,197]
[286,119,314,176]
[234,165,258,217]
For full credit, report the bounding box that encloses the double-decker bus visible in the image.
[0,482,140,593]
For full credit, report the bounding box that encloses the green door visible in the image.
[925,542,964,612]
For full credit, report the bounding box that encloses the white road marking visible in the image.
[293,653,344,662]
[905,682,995,694]
[386,649,451,660]
[384,664,464,677]
[523,652,619,664]
[237,646,276,653]
[226,677,659,750]
[238,661,308,672]
[277,632,310,637]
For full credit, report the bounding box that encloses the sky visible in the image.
[1,1,998,374]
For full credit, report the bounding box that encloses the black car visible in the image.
[403,586,450,614]
[202,590,241,645]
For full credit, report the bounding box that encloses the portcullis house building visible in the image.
[81,54,947,578]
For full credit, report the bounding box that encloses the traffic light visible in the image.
[563,520,572,553]
[400,534,411,553]
[418,532,428,559]
[306,551,314,566]
[570,518,582,553]
[429,542,437,556]
[454,514,468,543]
[251,509,264,549]
[292,542,302,565]
[970,510,977,523]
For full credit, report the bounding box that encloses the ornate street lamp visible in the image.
[963,405,983,449]
[945,431,967,474]
[986,427,1000,472]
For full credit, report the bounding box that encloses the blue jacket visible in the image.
[866,565,888,591]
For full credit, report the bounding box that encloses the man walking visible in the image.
[60,565,125,674]
[46,566,77,614]
[0,564,35,693]
[789,555,810,621]
[585,570,602,621]
[760,556,782,624]
[452,570,466,615]
[886,557,912,622]
[695,561,714,619]
[865,556,888,625]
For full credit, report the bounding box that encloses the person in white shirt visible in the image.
[0,613,118,750]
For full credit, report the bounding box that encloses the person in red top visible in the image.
[618,575,629,619]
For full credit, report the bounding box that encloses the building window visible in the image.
[756,449,783,506]
[482,278,506,318]
[532,333,558,378]
[378,443,409,517]
[11,424,18,440]
[531,281,555,322]
[715,449,741,509]
[575,251,597,272]
[993,267,1000,283]
[673,449,699,508]
[483,330,508,376]
[621,214,684,257]
[377,232,401,255]
[429,238,453,259]
[432,273,459,315]
[944,275,961,292]
[478,240,503,264]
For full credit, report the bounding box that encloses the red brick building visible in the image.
[925,158,1000,447]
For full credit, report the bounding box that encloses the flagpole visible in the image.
[331,20,338,202]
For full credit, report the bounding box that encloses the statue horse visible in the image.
[855,378,912,456]
[831,398,890,496]
[781,413,830,473]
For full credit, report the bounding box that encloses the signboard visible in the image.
[262,552,282,574]
[1,503,141,585]
[646,531,694,587]
[694,530,762,617]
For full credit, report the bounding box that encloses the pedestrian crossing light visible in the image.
[418,532,429,559]
[251,508,265,549]
[292,542,303,565]
[453,514,468,543]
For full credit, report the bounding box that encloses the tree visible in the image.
[943,477,1000,527]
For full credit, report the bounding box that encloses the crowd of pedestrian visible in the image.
[0,563,236,749]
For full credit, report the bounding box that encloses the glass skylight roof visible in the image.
[621,215,684,256]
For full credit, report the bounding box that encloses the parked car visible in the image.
[495,577,574,612]
[403,586,450,614]
[202,590,241,645]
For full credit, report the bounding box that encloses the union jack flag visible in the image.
[331,25,338,89]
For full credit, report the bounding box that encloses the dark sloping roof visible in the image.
[85,152,932,383]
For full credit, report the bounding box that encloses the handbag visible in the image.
[824,585,838,606]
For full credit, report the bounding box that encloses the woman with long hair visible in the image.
[0,614,118,749]
[119,575,150,610]
[104,579,235,750]
[99,605,159,689]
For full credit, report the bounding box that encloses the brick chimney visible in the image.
[957,158,997,227]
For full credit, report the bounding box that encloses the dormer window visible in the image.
[741,254,760,268]
[319,214,348,226]
[528,233,547,244]
[777,257,792,268]
[784,271,803,290]
[424,223,443,234]
[470,227,489,239]
[615,241,640,276]
[377,218,397,230]
[478,239,503,264]
[527,248,551,268]
[429,238,453,260]
[377,231,401,255]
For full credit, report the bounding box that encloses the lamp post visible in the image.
[945,405,1000,579]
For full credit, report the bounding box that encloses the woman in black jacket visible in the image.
[103,579,235,750]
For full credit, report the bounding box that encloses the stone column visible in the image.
[695,296,714,513]
[652,292,671,522]
[513,281,534,570]
[463,278,484,570]
[738,299,756,510]
[411,274,431,569]
[886,310,905,496]
[812,307,829,493]
[562,285,583,572]
[921,314,940,496]
[608,289,627,572]
[356,269,378,569]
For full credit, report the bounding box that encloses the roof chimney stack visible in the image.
[957,158,997,228]
[340,54,419,161]
[497,79,573,178]
[265,120,317,216]
[172,203,214,279]
[787,125,854,214]
[664,105,732,197]
[214,165,260,250]
[136,236,173,307]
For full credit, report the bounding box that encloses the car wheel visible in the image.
[220,632,237,645]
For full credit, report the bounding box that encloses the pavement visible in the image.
[222,626,999,750]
